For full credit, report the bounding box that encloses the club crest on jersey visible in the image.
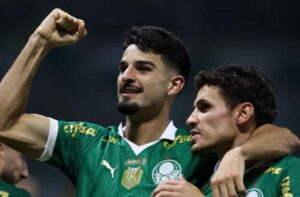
[152,159,181,184]
[244,188,264,197]
[121,167,143,189]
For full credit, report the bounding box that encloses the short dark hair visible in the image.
[194,65,277,126]
[123,26,191,82]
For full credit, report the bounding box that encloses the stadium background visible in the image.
[0,1,299,196]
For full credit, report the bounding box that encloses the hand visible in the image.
[152,175,204,197]
[34,8,87,47]
[211,147,246,197]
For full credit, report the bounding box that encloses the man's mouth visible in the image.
[120,85,143,94]
[190,129,201,136]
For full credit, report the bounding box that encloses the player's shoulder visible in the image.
[285,154,300,165]
[272,155,300,173]
[57,119,119,137]
[0,179,31,197]
[280,154,300,163]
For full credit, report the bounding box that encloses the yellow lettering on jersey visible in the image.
[64,123,96,137]
[102,136,118,144]
[125,158,147,165]
[79,125,87,134]
[281,176,293,197]
[108,136,118,143]
[264,167,282,175]
[163,135,192,149]
[86,128,96,136]
[0,191,9,197]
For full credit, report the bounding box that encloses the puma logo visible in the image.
[101,160,119,178]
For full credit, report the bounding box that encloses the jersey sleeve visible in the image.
[38,118,58,162]
[42,119,107,183]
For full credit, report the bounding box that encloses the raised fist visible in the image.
[35,8,87,47]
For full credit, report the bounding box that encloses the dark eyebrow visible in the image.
[119,60,127,66]
[135,60,156,68]
[119,60,156,67]
[194,98,209,107]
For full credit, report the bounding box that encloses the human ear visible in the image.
[168,75,185,95]
[235,102,255,124]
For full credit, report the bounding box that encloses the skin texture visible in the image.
[187,85,240,156]
[0,144,28,184]
[152,176,205,197]
[118,44,178,121]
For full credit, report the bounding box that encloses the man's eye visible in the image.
[138,66,151,72]
[198,103,210,112]
[119,64,127,73]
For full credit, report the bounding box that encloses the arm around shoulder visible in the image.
[241,124,300,161]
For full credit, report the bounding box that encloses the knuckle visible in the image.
[211,179,222,185]
[53,8,61,12]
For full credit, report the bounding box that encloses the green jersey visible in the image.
[0,179,30,197]
[202,155,300,197]
[41,119,217,197]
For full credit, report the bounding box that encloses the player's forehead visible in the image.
[121,44,164,66]
[194,85,225,106]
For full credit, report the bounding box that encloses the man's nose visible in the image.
[121,66,136,83]
[186,111,198,128]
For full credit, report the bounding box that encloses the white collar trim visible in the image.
[118,121,177,155]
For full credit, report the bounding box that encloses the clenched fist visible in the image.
[35,8,87,47]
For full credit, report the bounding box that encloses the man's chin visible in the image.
[191,144,208,154]
[117,101,139,115]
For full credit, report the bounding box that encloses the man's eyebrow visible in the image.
[118,60,127,65]
[135,60,156,68]
[194,98,209,107]
[118,60,157,68]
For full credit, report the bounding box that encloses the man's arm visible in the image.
[211,124,300,197]
[240,124,300,160]
[0,8,87,158]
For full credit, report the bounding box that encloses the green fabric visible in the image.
[0,179,30,197]
[202,155,300,197]
[47,120,217,196]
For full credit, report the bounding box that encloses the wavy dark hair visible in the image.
[194,65,277,126]
[123,26,191,82]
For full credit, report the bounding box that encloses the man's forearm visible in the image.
[240,124,300,161]
[0,32,51,129]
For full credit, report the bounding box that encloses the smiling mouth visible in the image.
[119,85,143,94]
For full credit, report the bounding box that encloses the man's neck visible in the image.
[217,127,256,159]
[124,114,170,145]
